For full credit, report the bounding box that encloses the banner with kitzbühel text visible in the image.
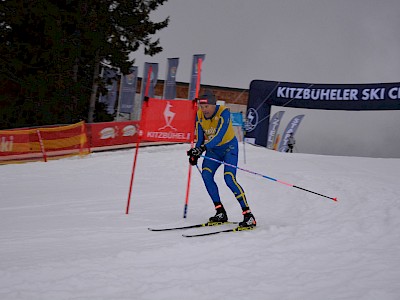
[188,54,205,100]
[139,98,197,143]
[163,58,179,99]
[119,66,138,114]
[278,114,304,152]
[246,80,400,147]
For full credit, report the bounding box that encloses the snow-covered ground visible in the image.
[1,143,400,300]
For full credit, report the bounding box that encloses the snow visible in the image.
[1,143,400,300]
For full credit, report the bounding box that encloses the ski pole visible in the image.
[200,155,337,202]
[195,164,202,174]
[241,112,247,164]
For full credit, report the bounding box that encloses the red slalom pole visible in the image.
[183,58,203,218]
[36,129,47,162]
[126,138,141,214]
[200,155,337,202]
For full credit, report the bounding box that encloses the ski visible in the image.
[182,226,256,237]
[148,221,237,232]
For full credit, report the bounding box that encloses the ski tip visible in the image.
[332,197,338,202]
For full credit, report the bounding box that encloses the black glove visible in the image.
[187,145,206,157]
[188,155,198,166]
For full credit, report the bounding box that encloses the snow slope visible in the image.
[1,144,400,300]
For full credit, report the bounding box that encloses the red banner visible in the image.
[140,98,197,143]
[88,121,140,148]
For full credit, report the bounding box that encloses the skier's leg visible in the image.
[201,155,221,204]
[223,149,249,210]
[202,155,229,222]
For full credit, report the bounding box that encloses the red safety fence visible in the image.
[0,99,198,165]
[0,121,90,164]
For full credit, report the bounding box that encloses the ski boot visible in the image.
[209,204,228,223]
[239,210,256,227]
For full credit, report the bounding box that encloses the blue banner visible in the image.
[99,67,118,115]
[188,54,205,100]
[119,66,138,114]
[163,58,179,99]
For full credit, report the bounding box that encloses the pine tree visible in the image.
[0,0,169,128]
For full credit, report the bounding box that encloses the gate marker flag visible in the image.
[125,98,197,214]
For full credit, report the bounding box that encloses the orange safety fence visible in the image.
[0,121,90,164]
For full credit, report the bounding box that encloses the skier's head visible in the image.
[198,90,217,118]
[198,90,216,105]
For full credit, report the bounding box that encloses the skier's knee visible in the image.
[224,172,235,188]
[202,168,214,182]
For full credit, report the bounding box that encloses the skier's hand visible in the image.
[188,155,198,166]
[187,145,206,157]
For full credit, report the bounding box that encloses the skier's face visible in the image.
[199,104,216,118]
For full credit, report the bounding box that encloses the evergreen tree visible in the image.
[0,0,169,129]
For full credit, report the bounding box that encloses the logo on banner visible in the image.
[100,127,117,139]
[125,73,136,85]
[122,125,136,137]
[100,125,138,139]
[244,108,258,132]
[170,67,177,78]
[158,101,177,131]
[1,136,14,152]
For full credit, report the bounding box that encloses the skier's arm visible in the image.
[195,114,205,148]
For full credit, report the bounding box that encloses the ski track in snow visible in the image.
[1,144,400,300]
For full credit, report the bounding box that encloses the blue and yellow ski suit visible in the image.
[195,105,249,210]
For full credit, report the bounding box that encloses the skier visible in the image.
[187,90,256,227]
[286,132,296,153]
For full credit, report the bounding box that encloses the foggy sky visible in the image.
[130,0,400,158]
[131,0,400,89]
